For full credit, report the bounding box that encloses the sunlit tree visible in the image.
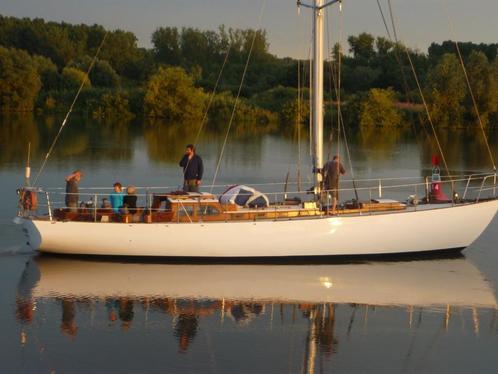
[144,66,206,121]
[427,53,466,127]
[359,88,401,127]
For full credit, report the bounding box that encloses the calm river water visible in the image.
[1,114,498,373]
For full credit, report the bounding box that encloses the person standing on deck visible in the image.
[324,155,346,213]
[179,144,203,193]
[65,170,82,212]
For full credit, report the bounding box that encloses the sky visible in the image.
[0,0,497,58]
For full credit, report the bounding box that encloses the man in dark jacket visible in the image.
[324,155,346,213]
[179,144,204,192]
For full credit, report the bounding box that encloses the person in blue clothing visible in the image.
[109,182,124,213]
[179,144,203,193]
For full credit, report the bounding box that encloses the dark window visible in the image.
[178,204,195,217]
[201,205,220,216]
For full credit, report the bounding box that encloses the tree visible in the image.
[428,41,498,64]
[32,54,59,91]
[181,27,210,68]
[71,57,120,88]
[152,27,182,65]
[61,66,91,90]
[359,88,401,127]
[99,30,140,77]
[427,53,466,127]
[375,37,394,56]
[0,46,41,111]
[348,33,375,63]
[465,51,498,127]
[144,66,206,121]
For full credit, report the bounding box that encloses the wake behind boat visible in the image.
[14,0,498,258]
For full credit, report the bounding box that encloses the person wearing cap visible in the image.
[179,144,204,193]
[65,170,82,212]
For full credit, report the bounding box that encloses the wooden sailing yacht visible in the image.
[15,0,498,257]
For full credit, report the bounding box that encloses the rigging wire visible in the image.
[180,43,233,180]
[386,0,453,182]
[336,1,342,166]
[375,0,433,147]
[309,46,313,160]
[295,5,313,192]
[33,32,109,186]
[324,2,359,202]
[296,57,302,192]
[440,0,496,171]
[376,0,392,40]
[209,0,267,191]
[324,5,335,162]
[193,44,232,147]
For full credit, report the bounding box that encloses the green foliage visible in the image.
[428,41,498,64]
[0,16,142,80]
[144,66,206,121]
[32,54,59,90]
[465,51,498,127]
[89,91,133,119]
[208,91,278,128]
[348,33,375,62]
[427,54,466,127]
[0,46,41,111]
[280,99,310,126]
[1,14,498,128]
[152,27,182,65]
[61,66,91,90]
[250,86,309,124]
[99,30,140,77]
[151,26,277,97]
[70,56,120,88]
[359,88,402,128]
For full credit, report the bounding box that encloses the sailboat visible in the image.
[15,0,498,257]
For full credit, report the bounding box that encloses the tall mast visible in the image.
[299,0,340,194]
[312,0,324,193]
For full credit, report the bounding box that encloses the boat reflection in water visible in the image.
[15,256,498,369]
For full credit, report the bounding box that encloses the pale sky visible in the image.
[0,0,497,58]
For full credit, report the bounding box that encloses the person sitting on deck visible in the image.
[65,170,82,213]
[109,182,124,213]
[179,144,204,193]
[121,185,137,214]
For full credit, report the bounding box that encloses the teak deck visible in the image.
[50,193,407,223]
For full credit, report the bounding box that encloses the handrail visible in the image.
[463,174,475,200]
[37,172,492,192]
[22,173,497,222]
[476,174,497,202]
[33,175,490,196]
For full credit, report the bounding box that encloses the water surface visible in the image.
[1,115,498,373]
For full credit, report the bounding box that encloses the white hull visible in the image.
[21,199,498,257]
[26,257,498,308]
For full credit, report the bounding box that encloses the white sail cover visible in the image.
[219,185,269,208]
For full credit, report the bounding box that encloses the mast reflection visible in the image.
[15,256,498,363]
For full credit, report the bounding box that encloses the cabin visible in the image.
[50,191,326,223]
[48,190,408,224]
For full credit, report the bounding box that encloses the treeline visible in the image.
[1,15,497,128]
